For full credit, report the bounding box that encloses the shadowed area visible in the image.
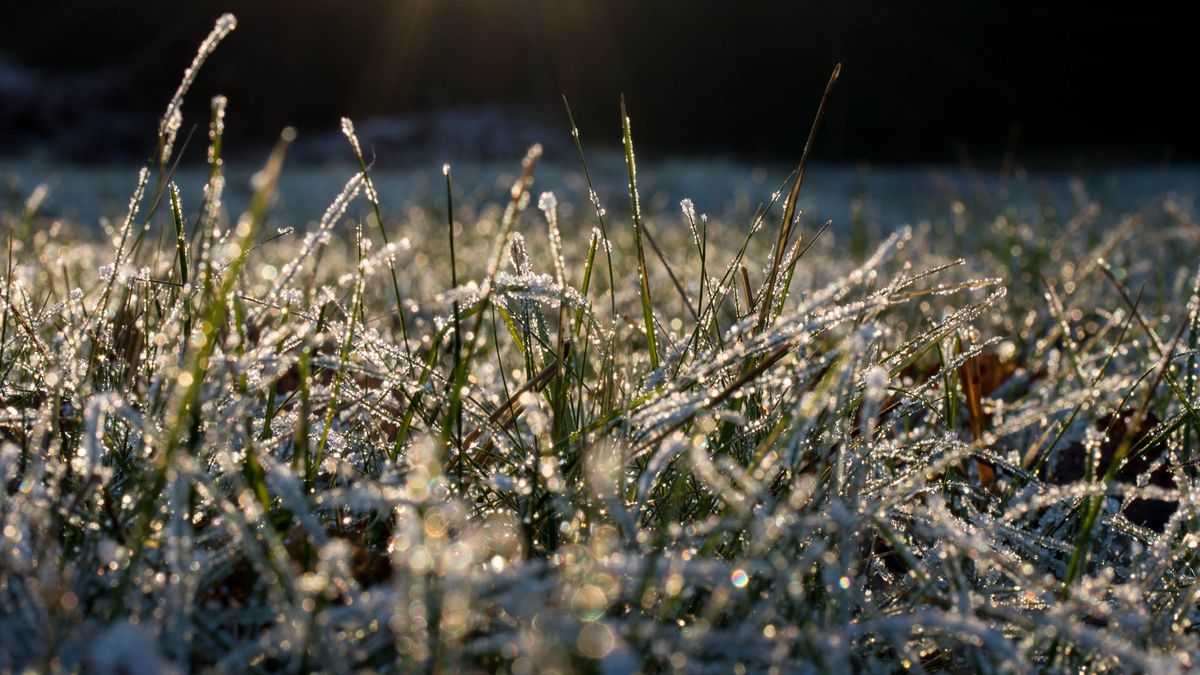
[1,1,1192,163]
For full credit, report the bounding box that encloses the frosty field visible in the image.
[4,14,1200,674]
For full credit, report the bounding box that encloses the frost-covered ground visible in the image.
[5,155,1198,241]
[4,140,1200,672]
[5,13,1200,674]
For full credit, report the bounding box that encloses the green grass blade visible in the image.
[621,95,660,371]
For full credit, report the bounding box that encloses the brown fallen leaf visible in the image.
[967,352,1019,396]
[959,352,998,488]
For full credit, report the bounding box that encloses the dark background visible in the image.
[1,1,1193,164]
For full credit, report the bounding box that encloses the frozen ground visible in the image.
[8,12,1200,671]
[5,147,1200,671]
[5,155,1197,242]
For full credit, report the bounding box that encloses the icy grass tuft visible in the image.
[2,13,1200,675]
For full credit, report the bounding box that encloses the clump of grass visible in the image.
[2,14,1200,674]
